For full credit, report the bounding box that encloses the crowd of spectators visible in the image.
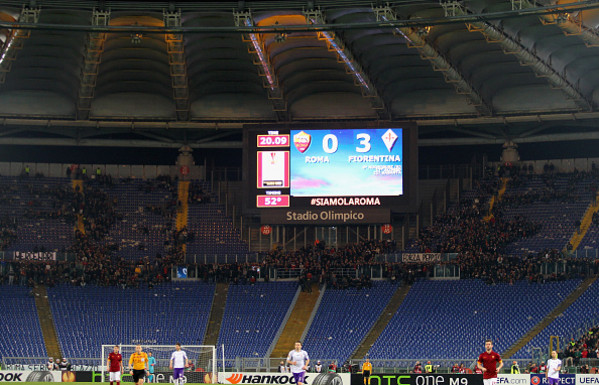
[140,175,178,219]
[77,184,119,241]
[403,165,599,284]
[458,248,599,284]
[18,184,79,222]
[409,170,545,255]
[262,239,396,271]
[0,180,81,251]
[2,166,599,289]
[449,363,472,373]
[564,326,599,368]
[405,174,542,284]
[592,210,599,227]
[0,234,174,288]
[1,241,598,290]
[54,176,188,288]
[192,262,261,285]
[65,165,113,185]
[0,175,186,288]
[188,181,211,204]
[0,218,17,251]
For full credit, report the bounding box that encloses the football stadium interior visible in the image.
[2,0,599,382]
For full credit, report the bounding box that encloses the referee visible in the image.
[128,345,149,385]
[362,358,372,385]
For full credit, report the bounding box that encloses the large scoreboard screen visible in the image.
[244,123,418,224]
[289,128,403,197]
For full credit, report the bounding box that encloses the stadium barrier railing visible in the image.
[184,254,263,265]
[1,357,102,371]
[571,248,599,258]
[0,252,73,262]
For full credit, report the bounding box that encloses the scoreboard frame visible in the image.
[242,122,419,222]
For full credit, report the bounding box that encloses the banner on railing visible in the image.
[0,370,63,382]
[401,253,442,263]
[219,372,351,385]
[13,251,57,261]
[348,373,587,385]
[576,375,599,384]
[530,374,576,385]
[177,266,188,278]
[350,373,483,385]
[497,374,529,384]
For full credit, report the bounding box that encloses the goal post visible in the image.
[101,345,217,384]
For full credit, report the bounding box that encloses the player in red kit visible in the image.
[107,345,124,385]
[477,339,503,385]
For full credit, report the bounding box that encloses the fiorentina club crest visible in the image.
[381,129,398,152]
[293,131,311,153]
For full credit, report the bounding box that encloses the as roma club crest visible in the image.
[293,131,311,153]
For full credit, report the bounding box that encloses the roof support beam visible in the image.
[373,5,492,116]
[3,110,599,131]
[514,0,599,48]
[420,130,599,146]
[2,129,599,148]
[0,137,243,148]
[442,1,593,111]
[517,123,555,138]
[447,126,499,139]
[77,9,110,120]
[304,8,390,120]
[0,5,40,84]
[164,10,191,121]
[234,11,288,121]
[193,130,240,144]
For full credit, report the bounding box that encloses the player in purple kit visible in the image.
[546,350,562,385]
[169,343,190,385]
[287,341,310,385]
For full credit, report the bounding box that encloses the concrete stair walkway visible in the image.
[270,283,321,358]
[350,284,412,360]
[502,276,598,359]
[33,285,62,359]
[564,194,599,252]
[71,179,85,234]
[176,181,190,253]
[203,283,229,346]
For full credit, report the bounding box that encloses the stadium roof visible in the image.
[0,0,599,149]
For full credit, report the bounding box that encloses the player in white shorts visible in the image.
[477,339,503,385]
[107,345,124,385]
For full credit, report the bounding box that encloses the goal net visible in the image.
[101,345,217,384]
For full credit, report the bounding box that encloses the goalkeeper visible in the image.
[147,352,156,383]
